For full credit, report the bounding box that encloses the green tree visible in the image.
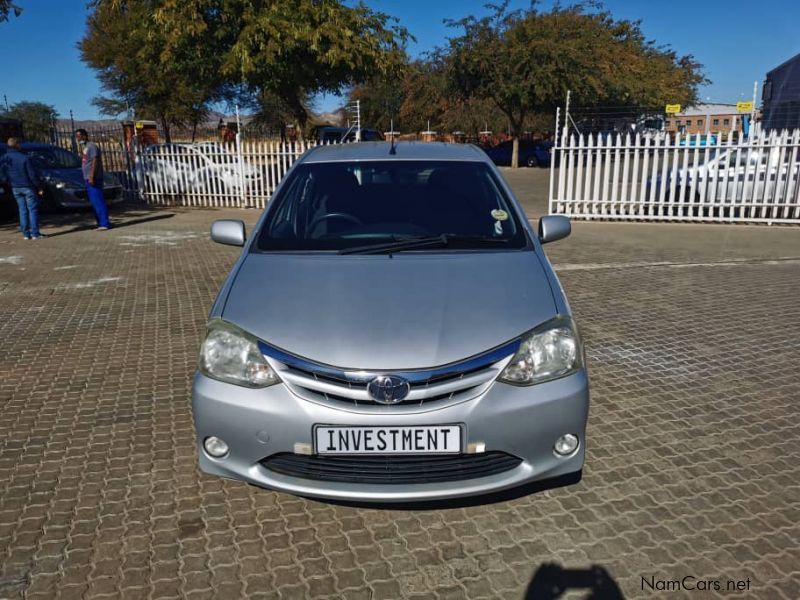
[347,72,407,134]
[3,100,57,141]
[218,0,410,137]
[81,1,228,142]
[83,0,409,140]
[0,1,22,21]
[444,2,707,166]
[347,57,546,140]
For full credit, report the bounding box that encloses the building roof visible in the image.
[767,51,800,76]
[673,104,740,117]
[302,141,488,163]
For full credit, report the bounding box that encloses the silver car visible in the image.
[192,142,588,502]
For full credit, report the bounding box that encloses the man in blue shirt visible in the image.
[0,137,42,239]
[75,128,111,230]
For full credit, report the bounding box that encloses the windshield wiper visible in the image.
[339,234,509,255]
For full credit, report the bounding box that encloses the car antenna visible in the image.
[389,118,396,155]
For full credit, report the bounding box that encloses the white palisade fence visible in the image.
[549,129,800,224]
[137,139,328,209]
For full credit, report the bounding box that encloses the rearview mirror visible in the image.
[538,215,571,244]
[211,219,246,247]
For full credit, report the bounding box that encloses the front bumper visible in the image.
[192,368,589,502]
[47,185,124,208]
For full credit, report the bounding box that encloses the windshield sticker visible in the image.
[491,209,508,221]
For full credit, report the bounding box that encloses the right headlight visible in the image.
[54,179,84,190]
[498,316,583,386]
[199,319,280,388]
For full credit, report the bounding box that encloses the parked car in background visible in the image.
[678,134,718,147]
[0,142,123,211]
[650,146,800,209]
[482,140,553,167]
[193,142,588,502]
[313,126,385,143]
[140,143,262,196]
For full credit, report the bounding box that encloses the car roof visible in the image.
[0,142,69,152]
[301,141,489,164]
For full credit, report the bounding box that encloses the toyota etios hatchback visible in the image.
[193,142,588,502]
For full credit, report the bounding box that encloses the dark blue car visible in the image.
[0,142,123,211]
[482,140,553,167]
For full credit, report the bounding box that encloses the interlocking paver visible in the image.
[1,173,799,599]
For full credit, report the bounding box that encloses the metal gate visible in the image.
[549,128,800,224]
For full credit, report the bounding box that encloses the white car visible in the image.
[667,146,800,203]
[140,143,261,196]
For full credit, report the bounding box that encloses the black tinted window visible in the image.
[256,161,528,251]
[25,147,81,169]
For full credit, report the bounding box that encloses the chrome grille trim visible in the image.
[258,339,520,406]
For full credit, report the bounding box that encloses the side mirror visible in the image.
[211,219,246,247]
[538,215,571,244]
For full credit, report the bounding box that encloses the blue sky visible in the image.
[1,0,798,119]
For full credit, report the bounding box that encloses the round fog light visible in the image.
[554,434,579,456]
[204,436,229,458]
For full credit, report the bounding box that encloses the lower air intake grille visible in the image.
[260,452,522,484]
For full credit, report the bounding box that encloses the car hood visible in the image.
[222,251,557,370]
[41,168,120,187]
[40,168,84,185]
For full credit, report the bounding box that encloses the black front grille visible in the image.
[260,452,522,484]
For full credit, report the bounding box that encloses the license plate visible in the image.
[314,425,462,455]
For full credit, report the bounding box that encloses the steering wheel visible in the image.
[308,212,363,233]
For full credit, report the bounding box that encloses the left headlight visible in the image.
[498,316,583,386]
[54,180,83,190]
[199,320,280,388]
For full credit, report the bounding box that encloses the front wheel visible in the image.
[526,155,539,168]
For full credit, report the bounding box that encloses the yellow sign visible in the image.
[134,121,144,129]
[665,104,681,114]
[736,101,754,113]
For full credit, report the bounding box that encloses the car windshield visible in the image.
[256,160,528,252]
[25,147,81,169]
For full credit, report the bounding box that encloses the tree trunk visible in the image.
[501,111,524,168]
[511,136,520,169]
[161,115,172,144]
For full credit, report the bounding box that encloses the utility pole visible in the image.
[235,104,245,208]
[342,100,362,142]
[750,80,758,138]
[69,109,78,153]
[3,95,8,112]
[354,100,361,142]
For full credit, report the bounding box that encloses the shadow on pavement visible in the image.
[42,213,176,237]
[0,200,175,236]
[307,470,582,511]
[525,563,625,599]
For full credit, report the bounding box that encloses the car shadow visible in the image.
[42,212,176,237]
[525,563,625,599]
[0,200,176,236]
[307,470,582,511]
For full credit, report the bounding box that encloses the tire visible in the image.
[526,155,539,168]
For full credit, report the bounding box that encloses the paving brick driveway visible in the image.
[0,169,798,599]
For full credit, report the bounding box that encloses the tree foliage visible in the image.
[82,0,409,138]
[81,1,227,142]
[444,2,707,166]
[347,60,510,137]
[0,1,22,22]
[2,100,57,141]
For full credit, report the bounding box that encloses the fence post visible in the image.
[234,105,246,208]
[548,107,559,214]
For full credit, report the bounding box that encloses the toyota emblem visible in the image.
[366,375,410,404]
